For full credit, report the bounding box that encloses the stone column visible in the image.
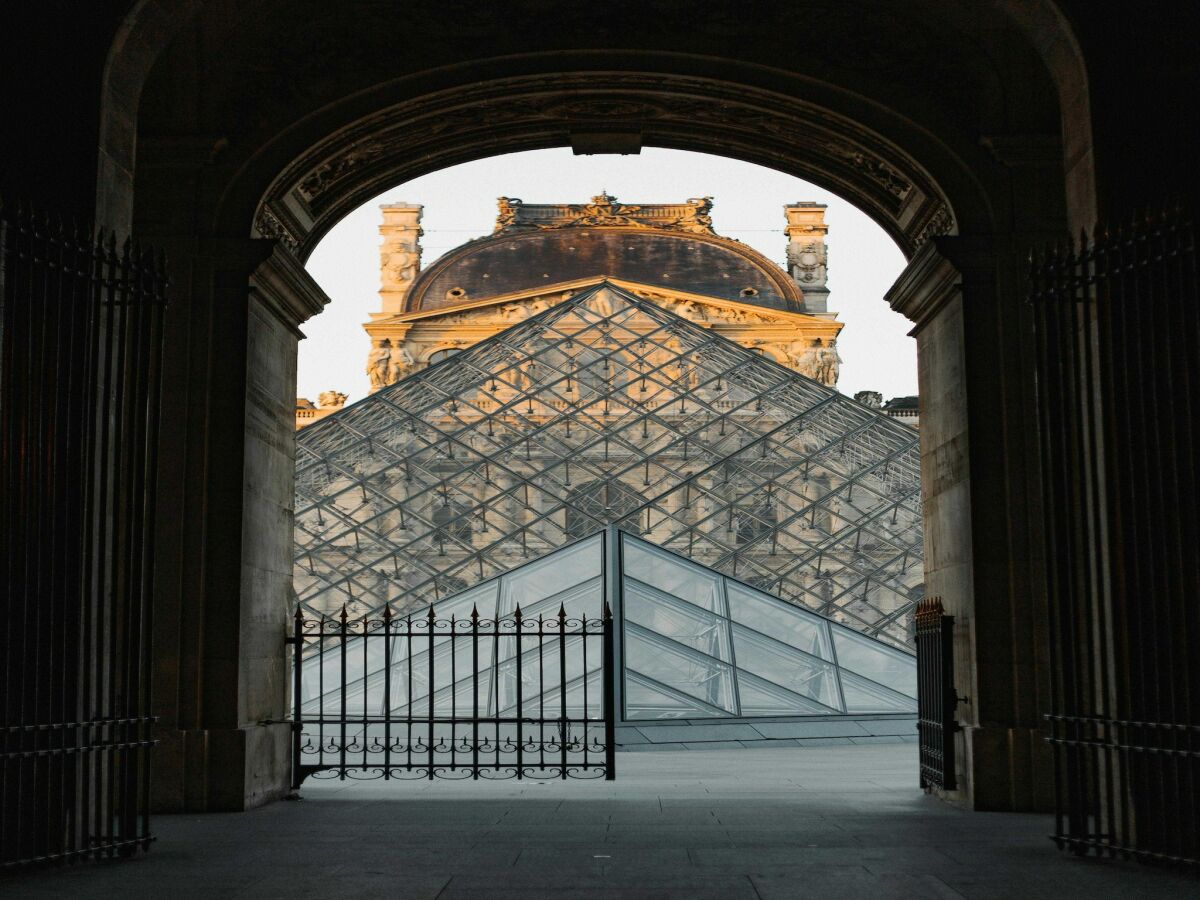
[150,236,329,811]
[378,203,423,314]
[784,202,830,314]
[887,234,1053,812]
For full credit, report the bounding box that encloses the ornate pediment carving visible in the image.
[493,193,716,235]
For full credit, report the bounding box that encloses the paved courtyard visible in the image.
[9,744,1196,898]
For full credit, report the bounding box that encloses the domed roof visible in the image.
[405,226,803,313]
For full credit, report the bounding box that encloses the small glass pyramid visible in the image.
[294,282,923,648]
[297,529,916,724]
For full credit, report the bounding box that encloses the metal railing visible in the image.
[915,597,957,790]
[289,602,616,784]
[1031,205,1199,864]
[0,202,165,868]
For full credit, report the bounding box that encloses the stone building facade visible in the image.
[363,194,843,390]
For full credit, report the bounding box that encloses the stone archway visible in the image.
[112,1,1086,814]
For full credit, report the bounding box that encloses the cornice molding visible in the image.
[249,244,332,336]
[371,276,835,328]
[885,240,961,336]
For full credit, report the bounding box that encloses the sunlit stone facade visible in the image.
[364,195,843,390]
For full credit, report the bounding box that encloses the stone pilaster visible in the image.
[887,235,1054,813]
[784,202,830,314]
[378,203,423,314]
[149,236,331,812]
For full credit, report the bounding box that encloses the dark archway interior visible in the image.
[2,0,1198,863]
[116,0,1068,814]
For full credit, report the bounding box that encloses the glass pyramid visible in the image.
[296,529,915,728]
[294,282,923,648]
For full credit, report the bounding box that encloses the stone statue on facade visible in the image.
[854,390,883,408]
[367,341,391,389]
[651,296,692,321]
[571,192,643,227]
[382,247,420,285]
[815,344,841,385]
[387,344,415,383]
[317,391,348,410]
[787,241,825,284]
[494,196,522,232]
[587,291,614,316]
[676,197,715,234]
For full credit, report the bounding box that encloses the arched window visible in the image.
[428,348,461,366]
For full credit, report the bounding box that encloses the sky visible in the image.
[301,148,913,404]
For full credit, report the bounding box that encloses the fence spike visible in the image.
[427,603,436,622]
[558,602,567,622]
[470,603,479,621]
[340,604,348,626]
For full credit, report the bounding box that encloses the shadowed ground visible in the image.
[9,744,1196,898]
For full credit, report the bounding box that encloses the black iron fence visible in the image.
[915,597,957,791]
[289,603,616,784]
[1031,205,1199,864]
[0,202,165,868]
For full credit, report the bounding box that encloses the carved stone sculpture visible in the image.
[815,344,841,385]
[494,197,522,232]
[673,197,715,234]
[387,345,415,384]
[317,391,348,410]
[383,247,420,284]
[367,341,391,390]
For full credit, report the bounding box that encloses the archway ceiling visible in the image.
[257,73,955,259]
[135,0,1064,255]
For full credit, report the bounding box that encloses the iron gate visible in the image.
[289,602,616,783]
[915,597,957,791]
[0,202,165,868]
[1031,206,1199,864]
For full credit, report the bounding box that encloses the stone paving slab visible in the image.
[6,744,1198,899]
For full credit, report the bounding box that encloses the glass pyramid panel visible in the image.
[295,282,923,648]
[839,671,919,714]
[735,671,841,716]
[616,532,915,722]
[625,625,738,713]
[624,581,732,662]
[727,582,832,661]
[831,627,918,698]
[624,672,730,720]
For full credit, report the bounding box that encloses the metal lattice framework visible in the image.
[294,283,923,647]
